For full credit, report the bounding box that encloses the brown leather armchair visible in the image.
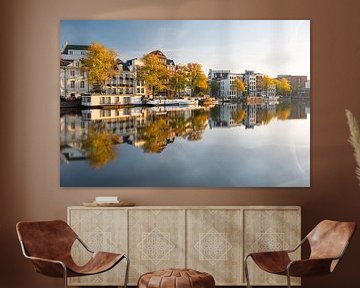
[244,220,356,288]
[16,220,129,288]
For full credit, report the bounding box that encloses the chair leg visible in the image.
[244,255,252,288]
[286,269,291,288]
[62,265,68,288]
[123,255,130,288]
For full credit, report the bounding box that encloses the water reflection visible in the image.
[60,99,310,187]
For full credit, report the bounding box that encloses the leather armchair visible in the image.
[244,220,356,288]
[16,220,129,288]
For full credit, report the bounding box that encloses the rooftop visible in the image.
[62,44,90,55]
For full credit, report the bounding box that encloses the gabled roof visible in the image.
[62,44,90,54]
[149,50,167,59]
[166,59,175,66]
[122,64,130,72]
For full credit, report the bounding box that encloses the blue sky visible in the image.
[60,20,310,78]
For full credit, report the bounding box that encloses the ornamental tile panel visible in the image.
[187,209,242,285]
[128,209,185,284]
[68,209,127,286]
[244,209,301,286]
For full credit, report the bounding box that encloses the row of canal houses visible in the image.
[60,43,177,106]
[60,43,310,107]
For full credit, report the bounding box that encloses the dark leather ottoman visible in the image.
[138,268,215,288]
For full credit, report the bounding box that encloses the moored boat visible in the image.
[146,98,198,106]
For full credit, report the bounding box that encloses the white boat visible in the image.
[178,98,198,106]
[146,98,198,106]
[264,96,279,101]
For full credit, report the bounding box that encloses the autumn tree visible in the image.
[231,77,246,98]
[258,75,275,96]
[186,63,208,97]
[169,65,187,97]
[138,54,168,98]
[275,78,291,96]
[81,43,118,93]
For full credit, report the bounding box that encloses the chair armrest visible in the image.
[19,241,67,277]
[287,258,336,277]
[247,250,290,259]
[25,255,67,278]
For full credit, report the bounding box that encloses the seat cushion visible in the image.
[250,251,291,274]
[67,252,124,276]
[138,269,215,288]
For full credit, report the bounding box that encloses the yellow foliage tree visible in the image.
[186,63,208,96]
[275,78,291,96]
[81,43,118,93]
[138,54,168,97]
[231,77,246,97]
[258,75,275,96]
[169,65,187,97]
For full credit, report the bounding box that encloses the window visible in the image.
[106,97,111,104]
[81,51,85,55]
[80,81,85,89]
[70,81,75,89]
[137,88,140,93]
[80,71,85,77]
[115,97,119,103]
[70,70,75,77]
[69,50,73,55]
[100,97,105,104]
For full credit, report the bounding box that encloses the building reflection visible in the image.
[60,99,310,165]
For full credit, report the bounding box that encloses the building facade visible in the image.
[244,70,258,96]
[220,73,244,98]
[60,43,142,100]
[277,75,308,97]
[60,58,89,98]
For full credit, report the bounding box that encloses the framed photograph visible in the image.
[60,20,310,187]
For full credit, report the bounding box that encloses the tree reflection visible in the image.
[185,110,209,141]
[276,103,292,120]
[82,123,118,168]
[257,108,275,125]
[231,108,246,124]
[139,110,209,153]
[139,118,170,153]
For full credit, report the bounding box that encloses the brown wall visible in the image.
[1,0,360,287]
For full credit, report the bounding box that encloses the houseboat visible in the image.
[81,94,142,107]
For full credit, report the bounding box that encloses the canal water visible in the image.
[60,99,310,187]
